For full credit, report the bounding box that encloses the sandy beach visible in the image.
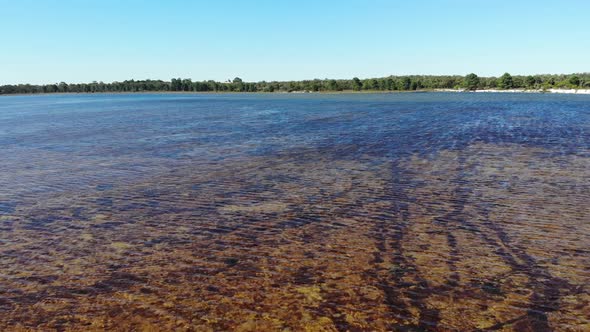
[436,88,590,94]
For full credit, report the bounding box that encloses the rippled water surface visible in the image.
[0,93,589,331]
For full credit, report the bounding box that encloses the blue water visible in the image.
[2,92,589,162]
[1,93,588,197]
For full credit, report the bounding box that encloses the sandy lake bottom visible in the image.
[0,93,589,331]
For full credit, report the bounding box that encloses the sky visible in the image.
[1,0,589,84]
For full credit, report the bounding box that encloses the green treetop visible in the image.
[499,73,514,89]
[463,73,480,91]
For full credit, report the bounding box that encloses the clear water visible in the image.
[0,93,588,330]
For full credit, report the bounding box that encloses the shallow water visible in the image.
[0,93,589,331]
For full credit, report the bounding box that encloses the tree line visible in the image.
[1,73,589,95]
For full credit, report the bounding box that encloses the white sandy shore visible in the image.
[435,88,590,94]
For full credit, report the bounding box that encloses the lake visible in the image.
[0,93,588,331]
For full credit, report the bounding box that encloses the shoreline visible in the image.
[435,88,590,94]
[2,88,590,97]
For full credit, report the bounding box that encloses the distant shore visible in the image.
[3,73,588,96]
[435,88,590,94]
[3,89,590,97]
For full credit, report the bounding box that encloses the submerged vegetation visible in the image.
[1,73,589,95]
[1,92,589,330]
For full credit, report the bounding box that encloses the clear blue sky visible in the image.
[1,0,588,84]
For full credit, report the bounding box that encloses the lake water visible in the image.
[0,93,589,331]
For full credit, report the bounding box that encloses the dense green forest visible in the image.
[1,73,589,95]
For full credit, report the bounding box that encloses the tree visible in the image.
[362,79,375,90]
[207,80,218,91]
[525,75,536,89]
[512,76,524,89]
[385,78,394,90]
[181,79,192,91]
[170,78,182,91]
[463,73,480,91]
[352,77,362,91]
[371,79,380,90]
[499,73,514,89]
[487,78,498,88]
[569,75,580,87]
[327,79,339,91]
[400,77,411,90]
[58,82,69,93]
